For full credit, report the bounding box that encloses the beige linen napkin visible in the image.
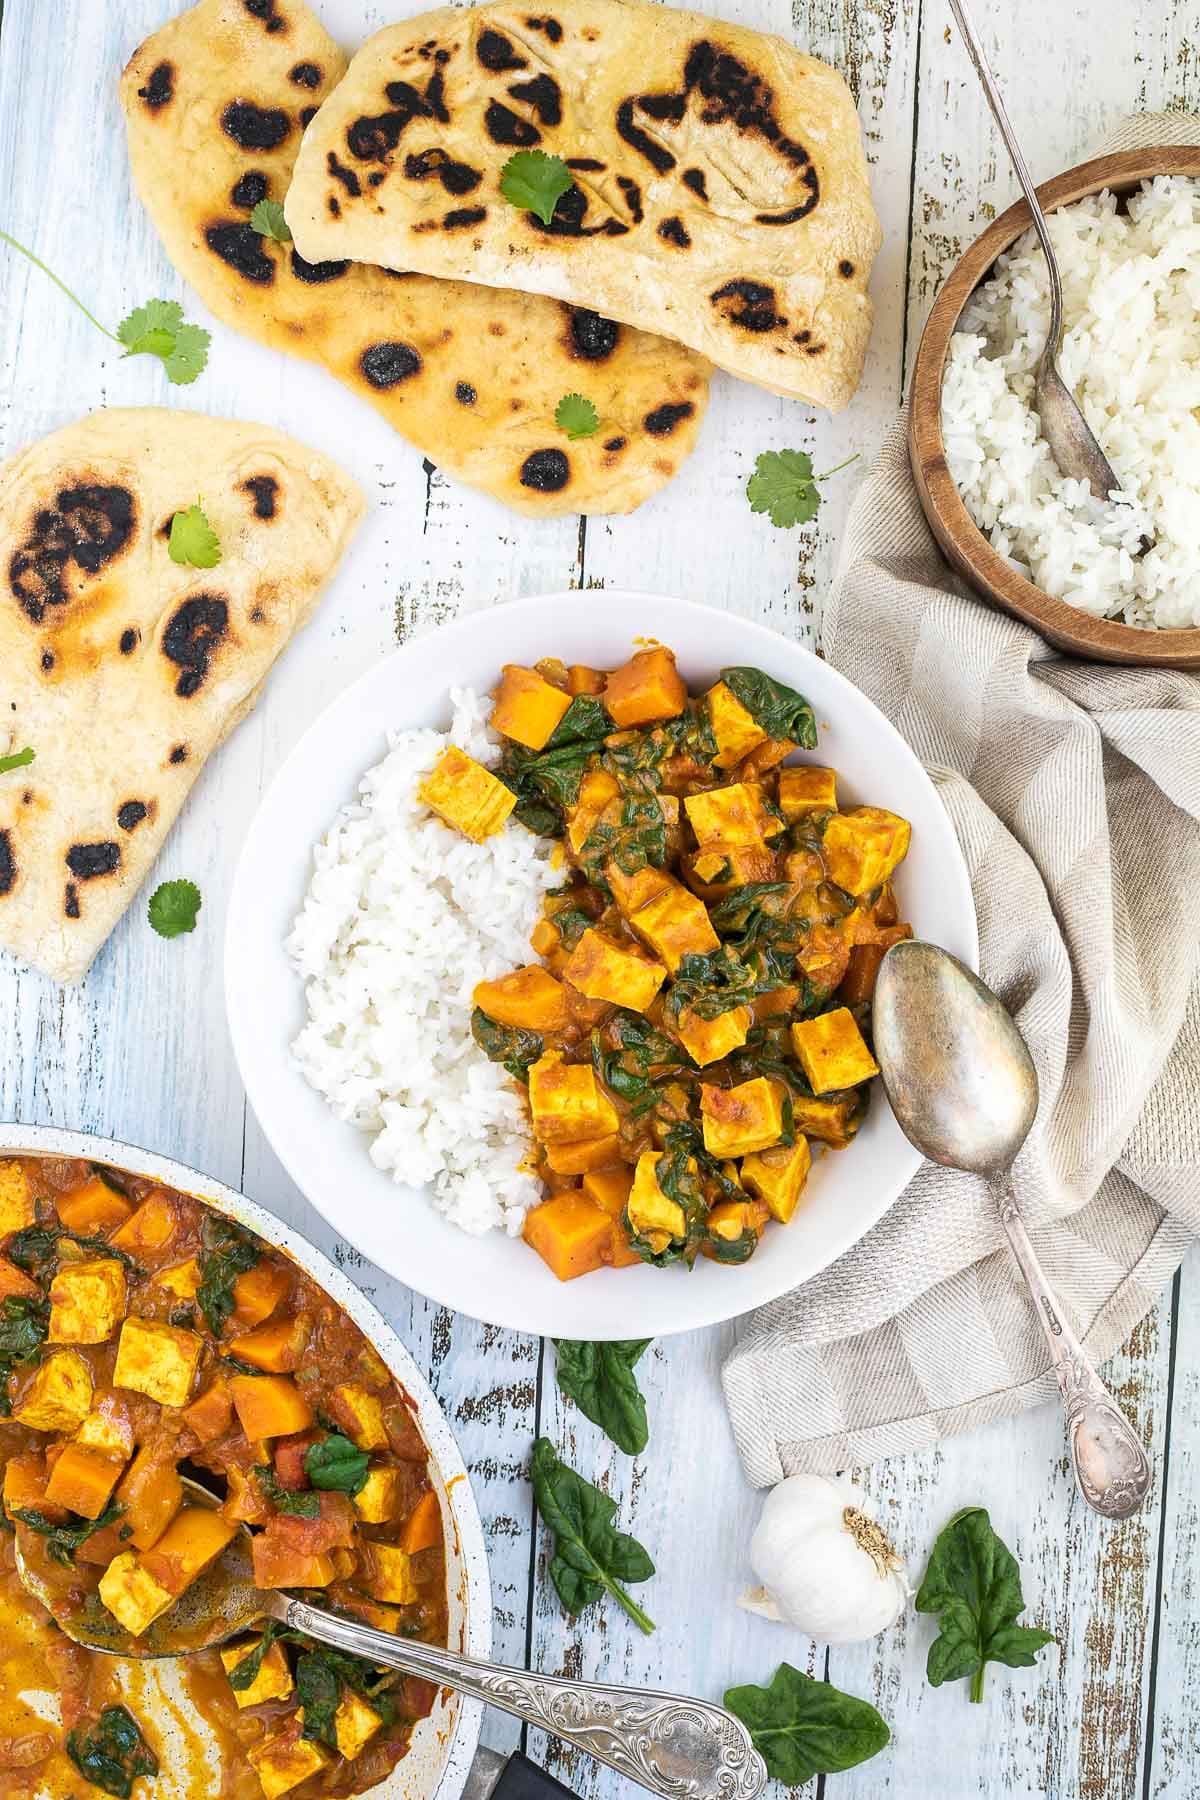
[722,116,1200,1485]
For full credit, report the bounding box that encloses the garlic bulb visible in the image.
[739,1473,909,1643]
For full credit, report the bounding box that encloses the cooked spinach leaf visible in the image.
[916,1507,1056,1702]
[254,1466,320,1518]
[549,695,611,746]
[66,1704,159,1799]
[14,1497,123,1565]
[196,1214,259,1337]
[499,694,612,833]
[296,1646,397,1747]
[579,792,668,890]
[663,945,762,1022]
[720,666,817,748]
[472,1008,543,1083]
[8,1223,139,1281]
[591,1012,683,1115]
[530,1437,655,1634]
[725,1663,889,1785]
[549,906,593,951]
[553,1339,652,1455]
[305,1432,369,1495]
[0,1294,49,1413]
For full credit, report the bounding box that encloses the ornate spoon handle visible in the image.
[279,1597,768,1800]
[997,1189,1152,1519]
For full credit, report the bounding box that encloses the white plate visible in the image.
[226,591,977,1339]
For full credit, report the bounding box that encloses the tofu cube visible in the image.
[48,1258,126,1345]
[528,1052,619,1144]
[0,1161,35,1235]
[791,1009,880,1092]
[249,1729,332,1799]
[700,1077,786,1157]
[778,766,838,819]
[75,1402,136,1462]
[155,1257,202,1301]
[354,1465,406,1525]
[705,1199,764,1249]
[626,1151,687,1252]
[563,928,665,1012]
[675,1003,751,1067]
[790,1093,863,1146]
[54,1176,132,1235]
[367,1542,418,1604]
[418,745,516,843]
[98,1550,173,1637]
[110,1191,179,1255]
[706,680,769,769]
[335,1689,384,1760]
[14,1349,93,1432]
[331,1382,389,1451]
[113,1317,203,1409]
[490,664,573,749]
[221,1636,295,1708]
[684,784,766,852]
[604,646,687,728]
[44,1442,124,1519]
[566,767,621,853]
[741,1139,813,1223]
[822,806,912,896]
[745,783,787,841]
[618,874,719,973]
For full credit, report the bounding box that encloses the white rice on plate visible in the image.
[287,688,556,1236]
[942,175,1200,627]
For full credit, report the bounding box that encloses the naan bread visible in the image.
[285,0,880,410]
[121,0,709,516]
[0,408,363,983]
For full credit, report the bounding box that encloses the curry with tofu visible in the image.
[0,1154,446,1800]
[417,644,913,1279]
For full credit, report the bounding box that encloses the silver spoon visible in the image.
[873,941,1152,1520]
[947,0,1124,503]
[15,1479,766,1800]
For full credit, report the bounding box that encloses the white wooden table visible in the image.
[1,1,1197,1794]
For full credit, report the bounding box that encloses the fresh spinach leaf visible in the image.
[725,1663,890,1785]
[196,1214,259,1337]
[65,1704,159,1799]
[471,1008,543,1083]
[553,1340,652,1455]
[14,1498,123,1565]
[0,1294,49,1413]
[916,1506,1055,1702]
[254,1467,321,1518]
[305,1432,369,1495]
[720,666,817,748]
[530,1437,655,1634]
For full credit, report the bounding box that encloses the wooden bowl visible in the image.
[909,147,1200,667]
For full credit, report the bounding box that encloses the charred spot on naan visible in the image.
[360,342,422,388]
[64,882,80,919]
[66,842,121,880]
[530,186,628,240]
[290,249,351,284]
[231,171,270,210]
[403,147,482,196]
[476,28,529,72]
[116,801,151,833]
[346,70,451,161]
[0,831,15,898]
[120,628,139,655]
[221,101,293,152]
[520,449,569,493]
[241,475,279,519]
[644,401,695,436]
[566,309,620,362]
[290,61,324,89]
[169,745,189,765]
[136,61,174,111]
[9,484,137,626]
[205,221,277,285]
[658,216,690,248]
[709,279,784,334]
[243,0,288,33]
[162,595,230,699]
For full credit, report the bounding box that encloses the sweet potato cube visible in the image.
[604,646,687,728]
[617,873,719,973]
[221,1635,295,1708]
[98,1551,173,1637]
[76,1399,135,1462]
[778,766,838,819]
[684,784,766,852]
[473,965,570,1033]
[626,1152,688,1252]
[528,1052,619,1144]
[227,1314,311,1375]
[0,1161,35,1235]
[14,1349,93,1432]
[250,1729,333,1799]
[791,1008,880,1093]
[110,1190,179,1255]
[117,1446,184,1549]
[742,1139,813,1223]
[155,1257,202,1300]
[113,1317,203,1408]
[822,806,912,896]
[687,844,777,896]
[183,1377,234,1444]
[44,1443,124,1519]
[0,1256,38,1300]
[142,1505,238,1597]
[48,1258,126,1345]
[4,1453,58,1520]
[676,1004,751,1067]
[222,1464,274,1526]
[251,1529,337,1590]
[566,767,621,853]
[400,1487,442,1552]
[329,1381,389,1451]
[367,1542,419,1605]
[54,1175,131,1235]
[418,745,516,843]
[606,863,674,915]
[543,1134,623,1175]
[581,1166,633,1215]
[706,680,769,769]
[700,1077,786,1157]
[490,664,574,749]
[568,663,605,695]
[335,1689,385,1760]
[523,1192,612,1281]
[230,1260,289,1331]
[229,1374,314,1441]
[564,928,665,1013]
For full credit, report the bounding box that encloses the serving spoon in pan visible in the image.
[15,1477,767,1800]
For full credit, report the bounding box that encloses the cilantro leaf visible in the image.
[117,300,211,385]
[746,449,858,529]
[916,1506,1056,1703]
[0,747,34,775]
[250,199,293,243]
[148,879,202,939]
[725,1663,890,1786]
[555,393,600,440]
[499,150,573,226]
[168,503,221,569]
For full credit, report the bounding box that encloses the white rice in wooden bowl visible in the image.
[287,689,556,1236]
[941,175,1200,627]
